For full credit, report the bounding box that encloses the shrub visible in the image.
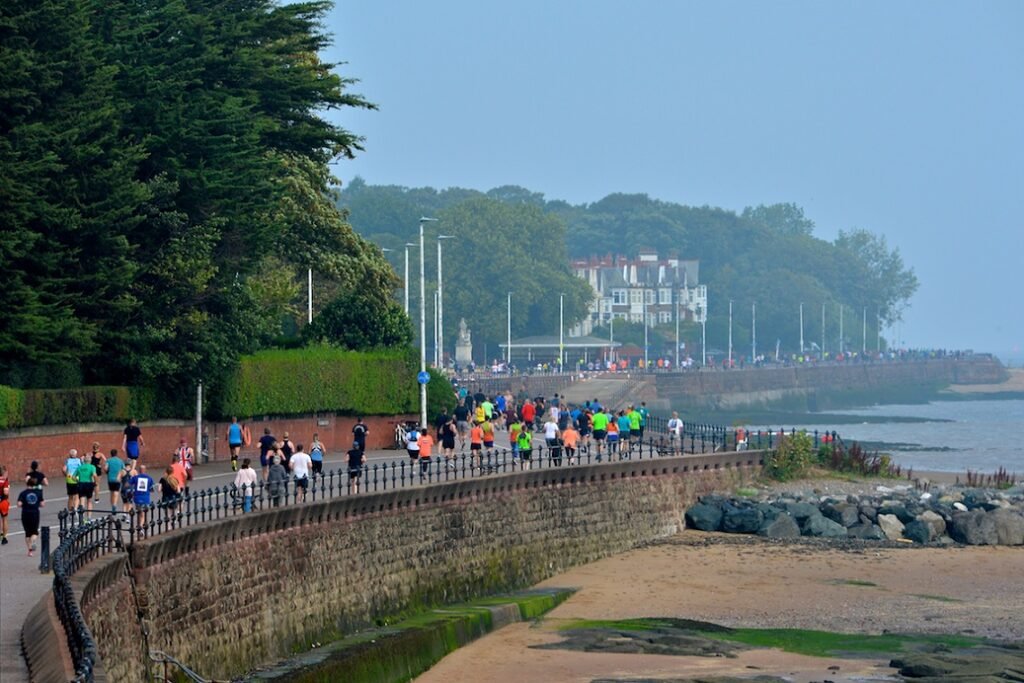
[0,385,24,429]
[219,345,448,418]
[765,431,815,481]
[0,385,155,429]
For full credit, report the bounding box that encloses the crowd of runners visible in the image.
[403,387,662,473]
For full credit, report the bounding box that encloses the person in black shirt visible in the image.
[18,479,44,557]
[347,443,366,494]
[434,408,449,440]
[352,417,368,453]
[258,428,276,479]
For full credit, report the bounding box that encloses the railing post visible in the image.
[38,526,51,573]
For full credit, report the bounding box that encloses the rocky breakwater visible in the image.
[685,482,1024,545]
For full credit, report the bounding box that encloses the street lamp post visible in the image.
[822,303,826,357]
[799,302,804,355]
[559,293,564,371]
[839,304,845,354]
[876,307,881,352]
[436,235,454,368]
[403,243,417,315]
[643,293,649,369]
[506,292,512,366]
[700,305,707,367]
[862,307,867,354]
[675,291,680,370]
[751,302,756,361]
[418,217,438,428]
[727,299,733,368]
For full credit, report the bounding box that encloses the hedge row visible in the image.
[219,346,454,418]
[0,385,156,430]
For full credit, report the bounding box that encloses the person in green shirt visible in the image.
[516,428,533,468]
[638,402,650,440]
[75,460,98,514]
[590,410,609,460]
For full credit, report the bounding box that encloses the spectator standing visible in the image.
[122,418,144,462]
[290,445,312,502]
[267,455,288,507]
[233,458,258,512]
[63,449,82,511]
[0,465,9,545]
[17,478,44,557]
[667,412,684,452]
[352,418,369,452]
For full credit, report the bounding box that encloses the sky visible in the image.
[322,1,1023,358]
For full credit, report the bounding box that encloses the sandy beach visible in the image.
[415,532,1023,683]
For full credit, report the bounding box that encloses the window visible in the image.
[612,290,626,304]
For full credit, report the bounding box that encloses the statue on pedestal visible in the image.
[455,318,473,365]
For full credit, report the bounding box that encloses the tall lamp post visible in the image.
[839,304,845,354]
[436,235,455,368]
[643,292,649,369]
[506,292,512,366]
[727,299,733,368]
[700,305,707,367]
[799,302,805,355]
[751,302,757,362]
[822,303,826,357]
[674,290,680,370]
[418,217,438,428]
[558,293,565,371]
[403,243,417,315]
[862,306,867,354]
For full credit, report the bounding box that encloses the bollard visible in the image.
[38,526,51,573]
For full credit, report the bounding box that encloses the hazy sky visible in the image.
[323,1,1022,357]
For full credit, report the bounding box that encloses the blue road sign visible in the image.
[417,370,431,385]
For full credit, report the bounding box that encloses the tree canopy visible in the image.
[0,0,392,409]
[338,181,918,358]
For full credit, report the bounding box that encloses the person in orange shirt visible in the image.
[561,423,579,465]
[606,418,620,459]
[169,453,187,497]
[417,428,434,477]
[469,423,484,471]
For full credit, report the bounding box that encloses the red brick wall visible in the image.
[0,414,415,479]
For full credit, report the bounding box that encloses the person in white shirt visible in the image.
[289,445,313,502]
[233,458,259,512]
[542,418,562,465]
[667,411,684,453]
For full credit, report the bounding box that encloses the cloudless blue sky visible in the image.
[322,1,1023,357]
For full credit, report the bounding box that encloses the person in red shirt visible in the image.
[521,400,536,431]
[0,465,10,545]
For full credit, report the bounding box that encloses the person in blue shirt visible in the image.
[106,449,125,512]
[130,465,156,529]
[617,411,633,455]
[309,432,325,476]
[227,417,245,472]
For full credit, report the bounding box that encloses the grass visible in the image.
[910,594,963,603]
[833,579,878,587]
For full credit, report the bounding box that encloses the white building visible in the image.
[570,251,708,337]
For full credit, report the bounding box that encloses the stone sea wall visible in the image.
[656,356,1007,410]
[76,453,762,682]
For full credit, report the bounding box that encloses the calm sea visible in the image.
[759,399,1024,475]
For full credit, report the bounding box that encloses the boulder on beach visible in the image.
[902,519,932,544]
[803,515,847,538]
[822,502,859,528]
[878,501,914,524]
[949,510,998,545]
[917,510,947,538]
[757,513,801,539]
[877,514,905,541]
[847,523,887,541]
[685,502,723,531]
[990,508,1024,545]
[780,501,820,523]
[722,506,764,534]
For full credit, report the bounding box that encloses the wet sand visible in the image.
[945,367,1024,394]
[416,533,1023,683]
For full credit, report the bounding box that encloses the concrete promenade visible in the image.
[0,447,415,683]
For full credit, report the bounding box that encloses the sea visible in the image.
[758,398,1024,476]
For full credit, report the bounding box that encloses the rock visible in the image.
[949,510,998,545]
[685,503,723,532]
[902,519,932,544]
[917,510,947,538]
[859,505,878,523]
[990,508,1024,545]
[847,523,887,541]
[823,502,860,528]
[757,513,801,539]
[803,515,847,538]
[953,502,968,512]
[781,501,820,523]
[755,503,782,522]
[722,506,764,534]
[877,514,905,541]
[878,502,914,524]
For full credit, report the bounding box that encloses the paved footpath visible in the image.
[0,447,416,683]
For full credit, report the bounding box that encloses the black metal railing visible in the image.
[51,513,126,682]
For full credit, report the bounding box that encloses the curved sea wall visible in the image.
[68,453,762,682]
[655,357,1007,411]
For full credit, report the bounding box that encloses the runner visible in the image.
[352,417,368,453]
[607,415,620,458]
[122,418,144,462]
[106,449,125,512]
[405,426,420,465]
[562,422,580,465]
[440,417,457,466]
[24,461,48,488]
[130,464,156,530]
[289,445,312,502]
[227,417,245,471]
[88,442,106,504]
[508,416,523,463]
[309,433,326,476]
[175,438,195,494]
[17,477,44,557]
[520,399,536,432]
[627,406,642,454]
[75,453,98,514]
[516,427,533,469]
[454,399,471,450]
[543,415,561,466]
[417,428,434,478]
[591,409,609,460]
[258,428,276,479]
[481,419,495,467]
[0,465,9,545]
[63,449,82,511]
[469,421,484,471]
[347,443,366,493]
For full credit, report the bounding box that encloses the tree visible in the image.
[741,203,815,237]
[302,291,412,351]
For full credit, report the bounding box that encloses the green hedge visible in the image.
[220,346,454,418]
[0,385,156,430]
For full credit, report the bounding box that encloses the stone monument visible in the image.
[455,318,473,365]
